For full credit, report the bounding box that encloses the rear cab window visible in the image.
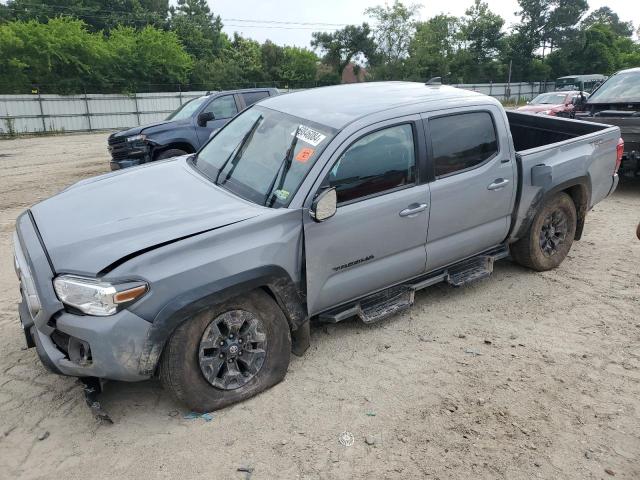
[241,91,271,107]
[428,111,498,177]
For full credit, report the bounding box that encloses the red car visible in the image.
[517,91,587,117]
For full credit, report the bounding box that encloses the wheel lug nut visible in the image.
[228,359,233,363]
[219,353,224,358]
[220,341,224,346]
[239,351,243,356]
[229,334,234,338]
[238,339,243,343]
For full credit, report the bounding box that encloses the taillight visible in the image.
[615,138,624,174]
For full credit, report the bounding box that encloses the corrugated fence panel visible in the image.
[0,85,555,136]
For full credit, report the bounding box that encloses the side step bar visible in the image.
[319,244,509,325]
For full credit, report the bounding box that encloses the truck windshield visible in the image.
[192,106,336,207]
[166,96,209,121]
[588,71,640,104]
[530,93,568,105]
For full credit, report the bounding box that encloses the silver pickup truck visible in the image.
[13,82,621,412]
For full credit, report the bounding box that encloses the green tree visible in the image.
[364,1,421,66]
[169,0,223,59]
[311,23,376,81]
[456,0,504,82]
[279,46,318,85]
[3,0,168,31]
[106,25,192,90]
[0,17,192,93]
[582,7,634,37]
[407,15,460,82]
[261,40,285,82]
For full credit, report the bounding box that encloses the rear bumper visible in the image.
[609,173,619,196]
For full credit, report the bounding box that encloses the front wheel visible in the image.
[155,148,188,161]
[510,192,577,271]
[160,290,291,412]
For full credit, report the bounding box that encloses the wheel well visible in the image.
[563,184,588,240]
[154,142,195,158]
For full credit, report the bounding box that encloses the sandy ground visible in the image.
[0,133,639,480]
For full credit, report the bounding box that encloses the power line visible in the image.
[5,2,347,28]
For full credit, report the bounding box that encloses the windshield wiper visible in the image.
[214,114,263,185]
[264,126,300,207]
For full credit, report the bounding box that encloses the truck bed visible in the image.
[506,111,620,242]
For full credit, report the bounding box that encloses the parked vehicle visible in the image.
[107,88,278,170]
[575,67,640,177]
[15,82,621,412]
[517,90,587,117]
[555,74,606,93]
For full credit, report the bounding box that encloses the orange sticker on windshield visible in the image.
[295,147,315,163]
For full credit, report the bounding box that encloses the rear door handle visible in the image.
[488,178,510,190]
[399,203,427,217]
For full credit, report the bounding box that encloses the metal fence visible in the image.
[0,81,555,136]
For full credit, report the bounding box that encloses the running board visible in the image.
[318,245,509,324]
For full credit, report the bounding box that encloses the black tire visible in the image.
[159,290,291,412]
[511,192,577,271]
[155,148,188,161]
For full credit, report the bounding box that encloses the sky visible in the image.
[212,0,639,48]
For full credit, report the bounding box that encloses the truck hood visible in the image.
[110,119,191,140]
[30,158,265,275]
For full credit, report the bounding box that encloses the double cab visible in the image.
[15,82,621,412]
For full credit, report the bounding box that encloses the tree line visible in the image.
[0,0,638,94]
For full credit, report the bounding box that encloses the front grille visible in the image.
[108,135,133,161]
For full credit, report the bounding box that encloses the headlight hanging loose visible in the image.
[53,275,148,316]
[126,134,146,143]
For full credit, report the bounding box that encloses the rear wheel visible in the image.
[160,290,291,412]
[511,192,577,271]
[155,148,188,161]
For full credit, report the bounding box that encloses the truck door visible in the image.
[195,94,240,144]
[422,107,516,271]
[303,118,430,315]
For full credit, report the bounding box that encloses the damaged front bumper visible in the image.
[14,213,153,382]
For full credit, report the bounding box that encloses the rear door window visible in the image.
[429,112,498,177]
[241,91,270,107]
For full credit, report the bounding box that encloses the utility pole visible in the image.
[506,59,512,102]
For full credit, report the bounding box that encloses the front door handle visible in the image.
[399,203,428,217]
[488,178,510,190]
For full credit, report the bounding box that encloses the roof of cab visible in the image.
[260,81,484,129]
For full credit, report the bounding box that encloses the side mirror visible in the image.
[197,111,214,127]
[310,188,337,222]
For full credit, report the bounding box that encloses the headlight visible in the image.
[126,134,146,143]
[53,275,148,316]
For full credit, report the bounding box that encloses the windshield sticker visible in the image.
[274,189,290,201]
[295,147,315,163]
[292,125,327,146]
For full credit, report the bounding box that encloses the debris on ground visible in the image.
[366,412,376,417]
[364,435,376,446]
[604,468,615,476]
[183,412,214,422]
[465,349,482,356]
[37,431,49,441]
